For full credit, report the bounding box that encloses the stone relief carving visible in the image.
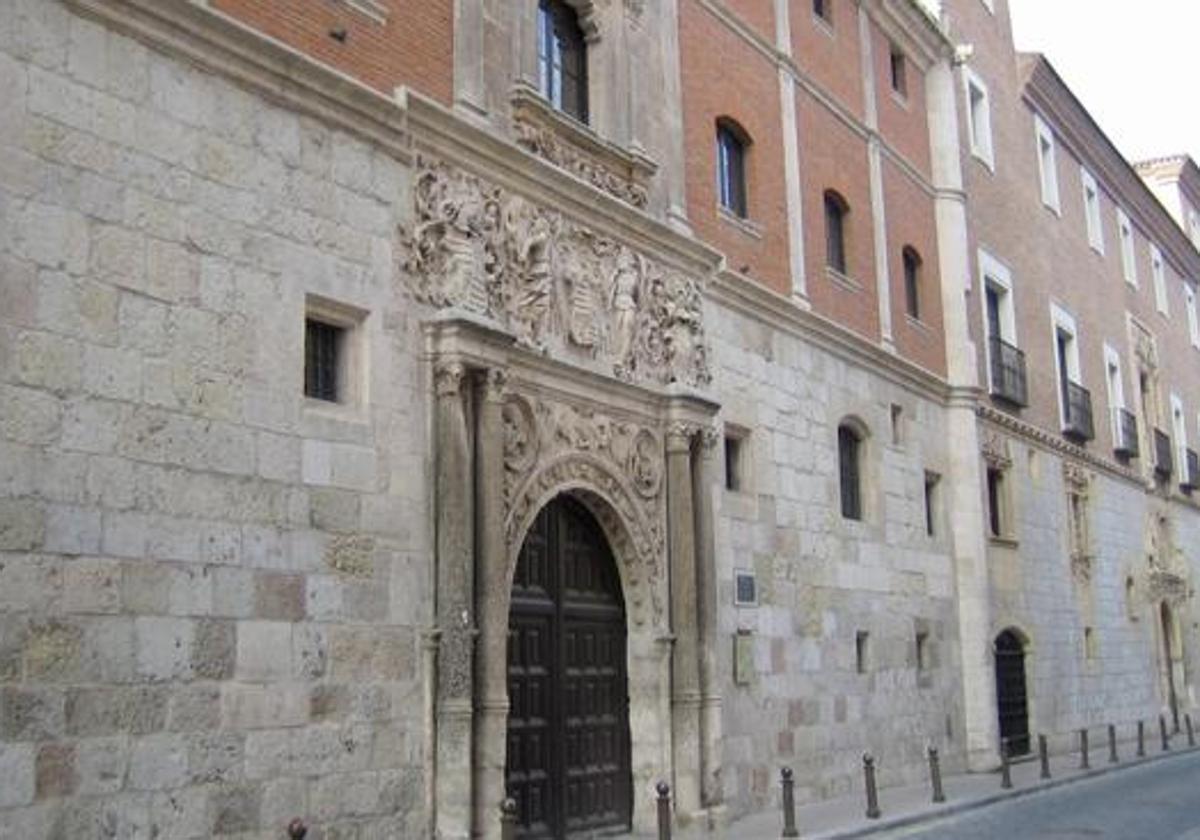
[513,120,651,209]
[399,160,710,388]
[1062,460,1091,492]
[980,430,1012,470]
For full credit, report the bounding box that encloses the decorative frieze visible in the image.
[400,159,711,389]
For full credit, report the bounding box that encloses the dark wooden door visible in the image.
[507,497,632,838]
[994,630,1030,756]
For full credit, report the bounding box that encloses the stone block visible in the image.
[0,743,35,807]
[0,687,65,741]
[43,503,102,555]
[148,786,209,839]
[62,397,128,455]
[66,685,168,736]
[135,616,193,682]
[0,383,62,445]
[90,222,145,286]
[35,741,77,800]
[14,329,83,393]
[0,554,61,612]
[191,619,235,681]
[254,572,306,621]
[82,343,142,401]
[301,439,332,486]
[310,770,381,821]
[292,622,328,679]
[22,619,83,683]
[118,292,169,355]
[235,620,291,682]
[0,257,39,330]
[121,559,171,613]
[0,498,45,551]
[208,784,261,835]
[167,683,221,733]
[260,775,307,829]
[324,533,374,578]
[0,614,28,683]
[128,733,188,790]
[187,730,244,784]
[256,430,300,483]
[12,200,89,274]
[212,566,256,618]
[168,564,213,617]
[84,455,137,511]
[308,487,360,533]
[73,736,128,795]
[222,683,307,730]
[33,450,88,505]
[330,626,414,682]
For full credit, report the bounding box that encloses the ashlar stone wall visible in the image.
[707,298,965,818]
[0,2,430,835]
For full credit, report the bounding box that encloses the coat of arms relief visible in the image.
[399,159,713,390]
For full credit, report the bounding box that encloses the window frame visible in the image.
[1050,303,1083,432]
[536,0,589,124]
[1186,282,1200,349]
[963,68,994,171]
[1034,114,1060,214]
[1117,208,1138,287]
[889,44,907,99]
[978,249,1018,394]
[812,0,833,28]
[1171,393,1189,476]
[902,245,922,321]
[824,190,850,276]
[1103,343,1126,441]
[1151,245,1169,316]
[1081,168,1104,254]
[715,119,749,220]
[838,422,864,521]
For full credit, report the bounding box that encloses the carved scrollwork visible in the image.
[513,121,650,209]
[1063,460,1091,493]
[398,159,711,389]
[981,430,1012,470]
[627,429,663,499]
[502,395,539,474]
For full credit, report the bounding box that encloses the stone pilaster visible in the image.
[693,425,723,808]
[434,361,476,839]
[926,56,999,770]
[666,423,703,818]
[858,2,894,352]
[453,0,486,115]
[775,0,808,304]
[473,368,510,839]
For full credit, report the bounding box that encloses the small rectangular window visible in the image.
[889,46,907,97]
[855,631,869,674]
[890,404,904,446]
[1186,284,1200,349]
[915,631,929,671]
[1034,115,1060,213]
[986,466,1004,538]
[734,570,757,606]
[964,70,994,169]
[1152,246,1168,316]
[813,0,832,26]
[1084,626,1097,661]
[924,471,940,537]
[724,430,746,492]
[1118,209,1137,286]
[1081,169,1104,253]
[305,319,344,402]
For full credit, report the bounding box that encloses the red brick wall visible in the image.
[872,24,932,176]
[211,0,453,103]
[680,0,791,295]
[790,0,865,121]
[885,162,945,374]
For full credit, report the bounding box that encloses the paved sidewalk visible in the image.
[726,737,1200,839]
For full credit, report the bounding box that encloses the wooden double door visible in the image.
[506,496,633,838]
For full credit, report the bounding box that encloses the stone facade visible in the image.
[1,0,1198,838]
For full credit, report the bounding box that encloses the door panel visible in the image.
[507,497,632,839]
[994,631,1030,756]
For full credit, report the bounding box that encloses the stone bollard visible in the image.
[286,819,307,840]
[1079,728,1089,770]
[656,781,672,840]
[500,798,518,840]
[1161,715,1171,752]
[863,753,881,819]
[927,745,946,804]
[1038,734,1051,780]
[780,767,799,838]
[1137,720,1146,757]
[1108,724,1118,764]
[999,738,1012,790]
[1187,714,1196,748]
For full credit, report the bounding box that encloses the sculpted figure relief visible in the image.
[399,159,712,388]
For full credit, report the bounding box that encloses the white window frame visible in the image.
[1081,168,1104,254]
[1151,245,1169,316]
[1103,343,1125,441]
[1171,393,1188,475]
[963,68,994,171]
[1051,302,1082,431]
[979,250,1017,393]
[1034,115,1060,214]
[1118,208,1137,287]
[1189,209,1200,249]
[1185,283,1200,349]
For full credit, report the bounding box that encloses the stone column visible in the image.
[666,423,703,818]
[926,57,999,770]
[473,369,509,839]
[692,427,723,808]
[434,361,475,839]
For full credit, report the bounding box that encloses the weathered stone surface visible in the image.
[35,741,76,799]
[0,687,64,741]
[66,686,168,736]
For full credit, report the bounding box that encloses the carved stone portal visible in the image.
[399,159,711,389]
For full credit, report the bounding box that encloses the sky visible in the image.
[1005,0,1198,164]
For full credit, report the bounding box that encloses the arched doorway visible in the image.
[1160,602,1180,732]
[505,495,633,838]
[994,629,1030,756]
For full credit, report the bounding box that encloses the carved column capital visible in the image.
[699,423,721,455]
[434,361,467,397]
[482,368,509,403]
[666,421,698,453]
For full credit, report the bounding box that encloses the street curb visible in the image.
[808,744,1200,839]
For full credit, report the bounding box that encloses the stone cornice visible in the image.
[1020,55,1200,282]
[707,270,951,404]
[63,0,414,164]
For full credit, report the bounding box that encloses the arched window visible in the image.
[716,119,749,218]
[838,422,863,520]
[538,0,588,122]
[824,190,849,274]
[903,246,922,320]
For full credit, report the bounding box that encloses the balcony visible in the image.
[1182,449,1200,492]
[1113,407,1139,458]
[989,336,1028,407]
[1154,428,1173,478]
[1062,381,1094,442]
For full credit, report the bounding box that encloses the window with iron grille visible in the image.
[716,120,749,219]
[305,319,344,402]
[838,424,862,520]
[538,0,588,123]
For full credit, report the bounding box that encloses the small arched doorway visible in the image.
[994,629,1030,756]
[1160,601,1180,732]
[505,495,633,838]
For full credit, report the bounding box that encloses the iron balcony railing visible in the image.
[1154,428,1173,478]
[1183,449,1200,492]
[1113,407,1139,458]
[1062,381,1094,442]
[989,335,1028,407]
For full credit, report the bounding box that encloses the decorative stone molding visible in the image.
[978,406,1142,486]
[434,361,467,396]
[511,84,657,210]
[1063,460,1092,493]
[1146,568,1188,604]
[1070,553,1093,584]
[400,159,711,389]
[980,429,1012,471]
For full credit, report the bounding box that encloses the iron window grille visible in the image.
[1062,381,1094,443]
[988,335,1028,407]
[1113,407,1139,458]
